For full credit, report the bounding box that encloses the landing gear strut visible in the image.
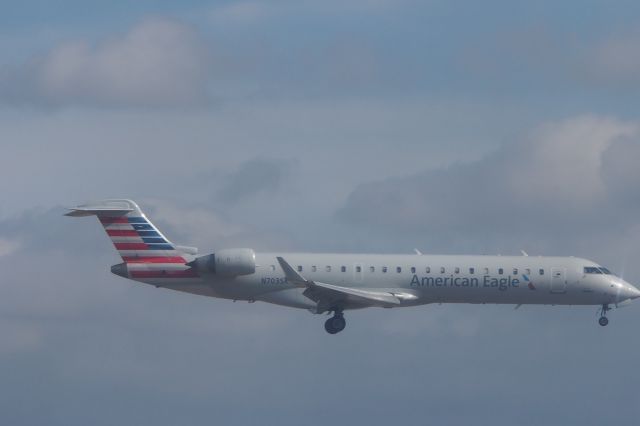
[598,304,610,327]
[324,310,346,334]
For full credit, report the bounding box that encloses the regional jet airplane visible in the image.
[67,199,640,334]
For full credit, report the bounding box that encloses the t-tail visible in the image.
[65,199,198,278]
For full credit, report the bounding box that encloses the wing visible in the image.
[276,256,403,311]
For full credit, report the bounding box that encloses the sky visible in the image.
[2,1,640,425]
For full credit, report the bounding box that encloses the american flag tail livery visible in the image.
[65,199,199,280]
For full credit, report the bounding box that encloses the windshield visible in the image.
[584,266,614,275]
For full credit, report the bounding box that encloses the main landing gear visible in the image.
[324,310,346,334]
[598,304,610,327]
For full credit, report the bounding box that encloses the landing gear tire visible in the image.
[324,313,346,334]
[598,304,611,327]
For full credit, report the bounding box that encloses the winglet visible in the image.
[276,256,307,285]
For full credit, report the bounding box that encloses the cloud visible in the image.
[0,238,20,257]
[2,121,640,426]
[208,1,269,25]
[0,18,212,107]
[216,157,295,204]
[338,116,639,244]
[601,137,640,205]
[588,32,640,84]
[208,0,400,25]
[0,206,106,257]
[140,197,295,252]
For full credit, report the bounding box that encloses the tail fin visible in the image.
[66,199,196,264]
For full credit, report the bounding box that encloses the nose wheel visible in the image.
[598,304,610,327]
[324,311,346,334]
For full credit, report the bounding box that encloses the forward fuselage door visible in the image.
[550,267,567,293]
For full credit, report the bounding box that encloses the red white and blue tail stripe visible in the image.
[98,215,185,263]
[66,199,199,280]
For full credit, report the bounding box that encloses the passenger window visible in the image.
[382,266,388,273]
[411,267,416,274]
[297,265,303,272]
[539,269,544,275]
[469,268,475,274]
[270,265,276,271]
[369,266,375,273]
[440,267,445,274]
[396,267,402,273]
[326,266,331,272]
[498,268,503,275]
[513,268,518,275]
[341,266,346,273]
[426,267,431,273]
[356,266,362,273]
[525,268,531,275]
[312,265,317,272]
[454,267,460,274]
[484,268,489,274]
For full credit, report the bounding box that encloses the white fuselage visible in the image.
[129,253,640,311]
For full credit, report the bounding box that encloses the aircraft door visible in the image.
[550,267,567,293]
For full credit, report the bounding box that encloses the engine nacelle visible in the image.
[190,248,256,277]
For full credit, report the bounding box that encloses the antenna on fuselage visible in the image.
[521,250,529,256]
[414,248,423,255]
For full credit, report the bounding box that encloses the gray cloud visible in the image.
[141,197,296,252]
[0,18,212,108]
[216,157,295,204]
[5,4,640,424]
[587,32,640,85]
[3,132,640,425]
[338,116,640,247]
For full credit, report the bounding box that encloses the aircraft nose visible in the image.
[626,285,640,300]
[617,282,640,302]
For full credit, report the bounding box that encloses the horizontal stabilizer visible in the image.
[65,207,134,217]
[65,200,135,217]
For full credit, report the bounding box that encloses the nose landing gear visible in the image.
[598,304,610,326]
[324,310,346,334]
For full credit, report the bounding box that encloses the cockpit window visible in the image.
[599,267,613,275]
[584,267,602,274]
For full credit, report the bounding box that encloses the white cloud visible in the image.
[141,198,292,252]
[505,116,636,205]
[1,18,212,107]
[143,198,247,251]
[338,115,640,242]
[0,238,20,257]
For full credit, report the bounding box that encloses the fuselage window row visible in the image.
[289,265,545,276]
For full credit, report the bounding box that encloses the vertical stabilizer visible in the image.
[66,199,194,265]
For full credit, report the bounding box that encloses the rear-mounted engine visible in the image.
[188,248,256,277]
